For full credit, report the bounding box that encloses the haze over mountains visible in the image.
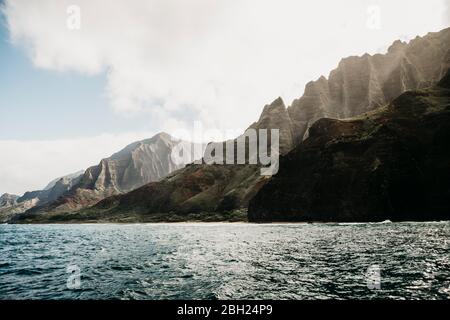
[4,27,450,223]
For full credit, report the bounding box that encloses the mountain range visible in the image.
[1,133,202,222]
[5,27,450,223]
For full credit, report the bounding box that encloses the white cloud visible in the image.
[3,0,448,135]
[0,132,156,195]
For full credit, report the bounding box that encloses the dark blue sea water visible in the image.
[0,222,449,300]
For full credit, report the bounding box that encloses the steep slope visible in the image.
[248,71,450,222]
[288,27,450,142]
[15,133,203,220]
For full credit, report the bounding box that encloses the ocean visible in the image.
[0,222,449,299]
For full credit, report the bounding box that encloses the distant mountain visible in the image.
[0,172,83,222]
[0,193,19,209]
[248,70,450,222]
[287,28,450,143]
[14,133,203,221]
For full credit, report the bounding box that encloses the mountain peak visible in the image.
[109,132,176,161]
[271,96,284,106]
[288,27,450,142]
[262,97,285,113]
[43,170,84,190]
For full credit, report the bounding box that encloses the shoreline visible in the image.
[3,220,450,226]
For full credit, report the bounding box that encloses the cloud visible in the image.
[0,132,156,195]
[3,0,448,135]
[445,1,450,24]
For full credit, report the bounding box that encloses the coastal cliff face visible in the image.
[248,71,450,222]
[33,165,264,223]
[288,28,450,142]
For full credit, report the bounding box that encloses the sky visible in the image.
[0,0,449,195]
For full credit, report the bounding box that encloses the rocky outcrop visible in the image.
[288,27,450,142]
[14,133,203,220]
[248,71,450,222]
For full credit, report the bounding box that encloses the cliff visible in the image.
[13,133,202,221]
[248,71,450,222]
